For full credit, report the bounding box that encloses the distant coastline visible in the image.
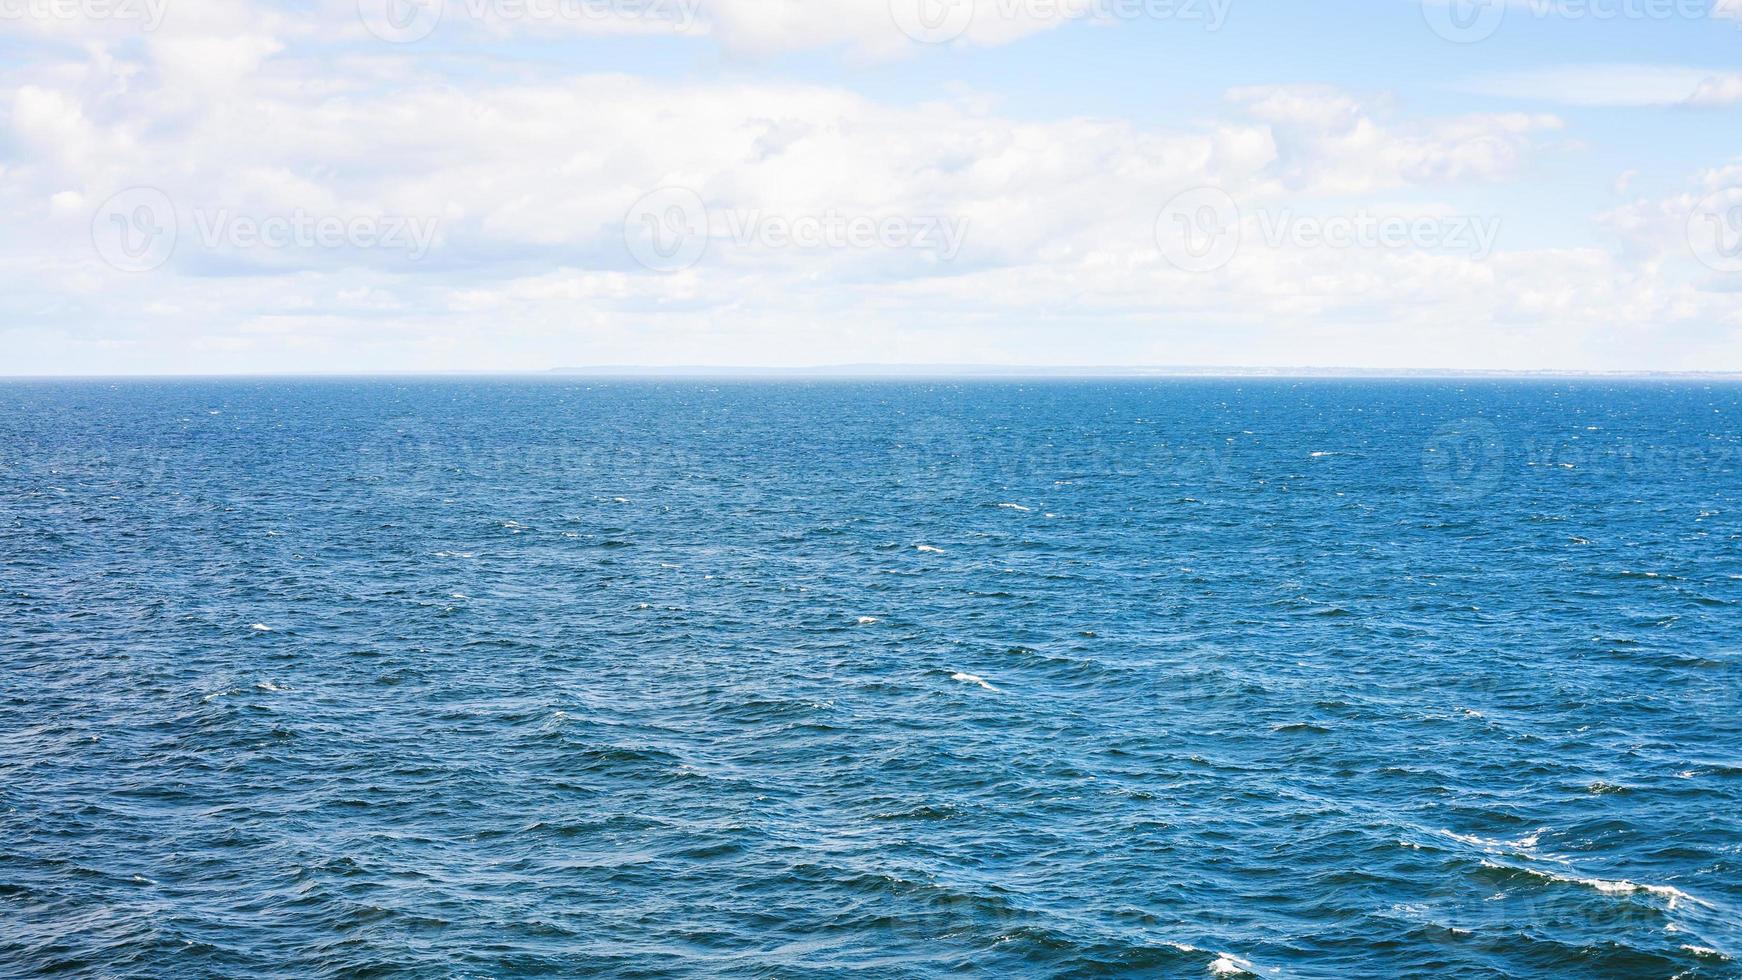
[545,365,1742,381]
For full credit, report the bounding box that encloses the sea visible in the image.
[2,378,1739,978]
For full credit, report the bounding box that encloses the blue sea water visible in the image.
[2,378,1740,979]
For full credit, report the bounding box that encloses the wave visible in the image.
[950,672,1000,692]
[1482,860,1713,910]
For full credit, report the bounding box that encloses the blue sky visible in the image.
[1,0,1740,373]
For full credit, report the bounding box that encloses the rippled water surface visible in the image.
[3,379,1740,978]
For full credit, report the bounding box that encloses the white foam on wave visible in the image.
[249,623,272,632]
[1441,828,1541,852]
[1208,953,1260,976]
[256,681,285,692]
[997,503,1032,512]
[1482,860,1711,910]
[857,616,879,625]
[950,672,999,692]
[916,545,945,554]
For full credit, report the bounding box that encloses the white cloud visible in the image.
[1,8,1736,374]
[1225,86,1559,194]
[308,0,1162,56]
[1458,64,1742,107]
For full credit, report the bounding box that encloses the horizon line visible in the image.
[6,365,1742,381]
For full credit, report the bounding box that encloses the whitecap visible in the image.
[951,672,999,692]
[1441,829,1540,852]
[997,503,1032,512]
[916,545,945,553]
[256,681,285,692]
[1483,860,1711,909]
[249,623,272,632]
[1209,953,1258,976]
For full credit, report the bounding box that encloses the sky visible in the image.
[2,0,1741,375]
